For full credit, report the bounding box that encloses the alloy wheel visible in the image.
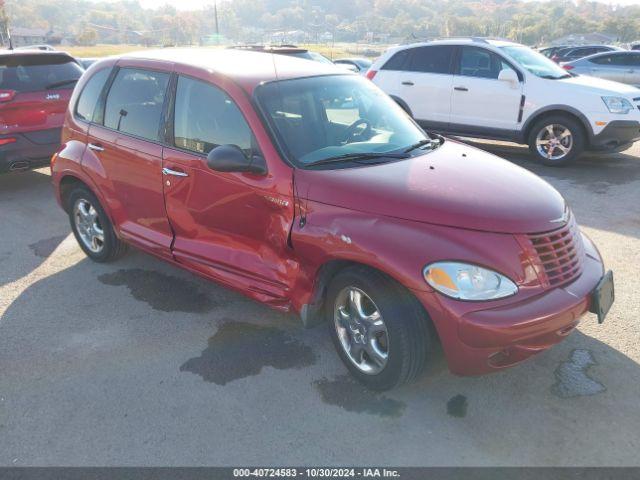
[536,124,573,161]
[73,198,105,253]
[333,287,389,375]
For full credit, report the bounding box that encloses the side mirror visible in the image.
[498,68,519,86]
[206,144,267,175]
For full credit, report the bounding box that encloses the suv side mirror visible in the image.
[498,68,519,86]
[206,144,267,175]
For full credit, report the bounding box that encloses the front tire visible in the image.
[528,115,585,166]
[326,266,431,391]
[68,186,127,262]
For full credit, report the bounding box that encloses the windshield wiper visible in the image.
[305,152,410,168]
[403,138,440,153]
[539,74,571,80]
[45,78,79,90]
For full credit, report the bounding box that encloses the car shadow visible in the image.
[0,169,70,286]
[1,248,639,464]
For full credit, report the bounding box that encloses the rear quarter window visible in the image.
[381,49,411,70]
[0,54,83,93]
[75,68,111,122]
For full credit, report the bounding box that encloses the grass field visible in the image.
[60,43,383,59]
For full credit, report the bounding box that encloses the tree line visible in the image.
[3,0,640,47]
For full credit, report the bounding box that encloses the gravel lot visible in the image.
[0,141,639,466]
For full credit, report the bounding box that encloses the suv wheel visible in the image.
[326,266,431,391]
[68,186,127,262]
[528,115,585,166]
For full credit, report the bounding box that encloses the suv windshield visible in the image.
[500,46,570,79]
[0,54,83,93]
[289,51,334,64]
[256,75,431,168]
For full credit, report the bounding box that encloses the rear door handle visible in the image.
[401,81,414,86]
[88,143,104,152]
[454,86,469,92]
[162,167,189,177]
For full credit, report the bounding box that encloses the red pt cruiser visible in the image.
[51,49,614,390]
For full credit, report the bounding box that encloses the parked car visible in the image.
[0,50,83,173]
[51,48,614,390]
[15,44,56,52]
[368,38,640,166]
[563,51,640,87]
[334,57,373,74]
[539,45,569,59]
[228,44,334,65]
[631,42,640,51]
[551,45,623,64]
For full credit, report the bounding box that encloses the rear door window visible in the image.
[0,54,83,92]
[406,46,455,74]
[75,68,111,122]
[103,68,169,142]
[591,54,637,66]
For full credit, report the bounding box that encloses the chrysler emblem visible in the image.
[550,207,569,224]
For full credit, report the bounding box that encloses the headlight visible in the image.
[423,262,518,301]
[602,96,634,114]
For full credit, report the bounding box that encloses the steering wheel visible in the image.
[342,119,372,144]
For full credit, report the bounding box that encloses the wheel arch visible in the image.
[521,106,592,144]
[59,174,91,212]
[58,173,114,228]
[300,258,437,342]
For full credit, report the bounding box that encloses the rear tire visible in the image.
[68,186,127,262]
[326,266,431,391]
[528,115,585,166]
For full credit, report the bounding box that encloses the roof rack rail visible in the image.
[401,36,486,44]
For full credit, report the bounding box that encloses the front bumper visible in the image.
[0,129,61,174]
[413,248,605,376]
[589,120,640,152]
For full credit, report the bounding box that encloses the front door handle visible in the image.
[401,81,414,86]
[88,143,104,152]
[162,167,189,177]
[454,86,469,92]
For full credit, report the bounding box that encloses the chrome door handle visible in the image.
[162,167,188,177]
[88,143,104,152]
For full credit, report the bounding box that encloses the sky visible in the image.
[134,0,640,9]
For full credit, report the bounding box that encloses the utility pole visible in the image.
[214,1,219,42]
[0,0,13,49]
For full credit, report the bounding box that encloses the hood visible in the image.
[295,140,566,234]
[557,74,640,96]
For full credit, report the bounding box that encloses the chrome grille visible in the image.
[527,215,584,287]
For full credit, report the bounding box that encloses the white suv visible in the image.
[368,38,640,166]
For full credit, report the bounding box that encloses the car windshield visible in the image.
[500,45,570,79]
[0,54,83,92]
[255,74,432,168]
